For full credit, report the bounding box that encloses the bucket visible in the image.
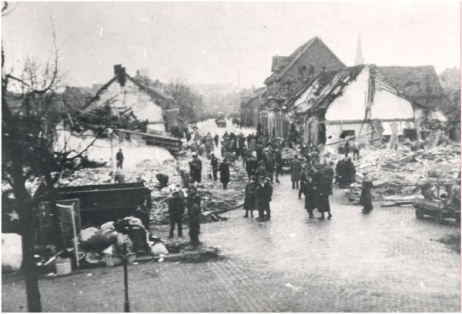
[55,258,72,276]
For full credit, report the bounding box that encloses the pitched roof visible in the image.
[83,73,174,113]
[286,64,411,116]
[292,65,367,113]
[377,66,447,109]
[264,37,345,84]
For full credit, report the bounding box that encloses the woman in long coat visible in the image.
[243,176,257,218]
[360,173,374,213]
[219,159,230,189]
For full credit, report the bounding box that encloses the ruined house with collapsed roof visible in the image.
[285,64,418,151]
[378,66,448,124]
[257,37,346,137]
[81,65,178,135]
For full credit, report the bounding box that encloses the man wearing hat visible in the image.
[218,158,230,190]
[189,153,202,183]
[246,151,258,180]
[168,186,185,238]
[210,153,218,181]
[256,176,273,221]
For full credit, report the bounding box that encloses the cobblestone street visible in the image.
[3,173,460,312]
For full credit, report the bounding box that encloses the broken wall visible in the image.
[372,88,414,120]
[93,79,165,131]
[325,67,369,121]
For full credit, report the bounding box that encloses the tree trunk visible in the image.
[3,91,43,312]
[20,206,42,312]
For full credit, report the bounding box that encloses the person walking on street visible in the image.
[360,173,374,213]
[302,168,317,218]
[214,134,219,147]
[243,175,257,218]
[315,166,332,220]
[116,148,124,169]
[256,176,273,221]
[168,187,185,238]
[210,153,218,181]
[291,155,303,189]
[219,159,230,189]
[189,153,202,183]
[186,195,201,247]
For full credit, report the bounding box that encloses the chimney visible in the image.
[114,64,122,75]
[114,64,126,86]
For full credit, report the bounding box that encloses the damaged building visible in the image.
[81,65,179,135]
[287,64,417,151]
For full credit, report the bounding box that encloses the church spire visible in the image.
[354,34,365,65]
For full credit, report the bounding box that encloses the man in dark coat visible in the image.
[168,188,185,238]
[336,158,347,188]
[344,157,356,186]
[116,148,124,169]
[315,167,332,220]
[186,195,201,247]
[189,153,202,183]
[246,152,258,179]
[243,176,257,218]
[210,153,219,181]
[291,155,303,189]
[219,159,230,189]
[360,173,374,213]
[256,176,273,221]
[214,134,219,147]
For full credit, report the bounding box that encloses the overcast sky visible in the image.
[2,1,460,89]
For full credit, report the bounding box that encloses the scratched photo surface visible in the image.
[2,1,460,312]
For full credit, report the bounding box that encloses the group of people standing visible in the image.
[289,154,334,220]
[167,185,202,247]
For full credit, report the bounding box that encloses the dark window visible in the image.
[340,130,355,139]
[403,128,417,140]
[309,65,315,75]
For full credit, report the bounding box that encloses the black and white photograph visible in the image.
[1,0,461,312]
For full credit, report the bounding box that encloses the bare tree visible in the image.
[167,78,204,123]
[2,4,105,311]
